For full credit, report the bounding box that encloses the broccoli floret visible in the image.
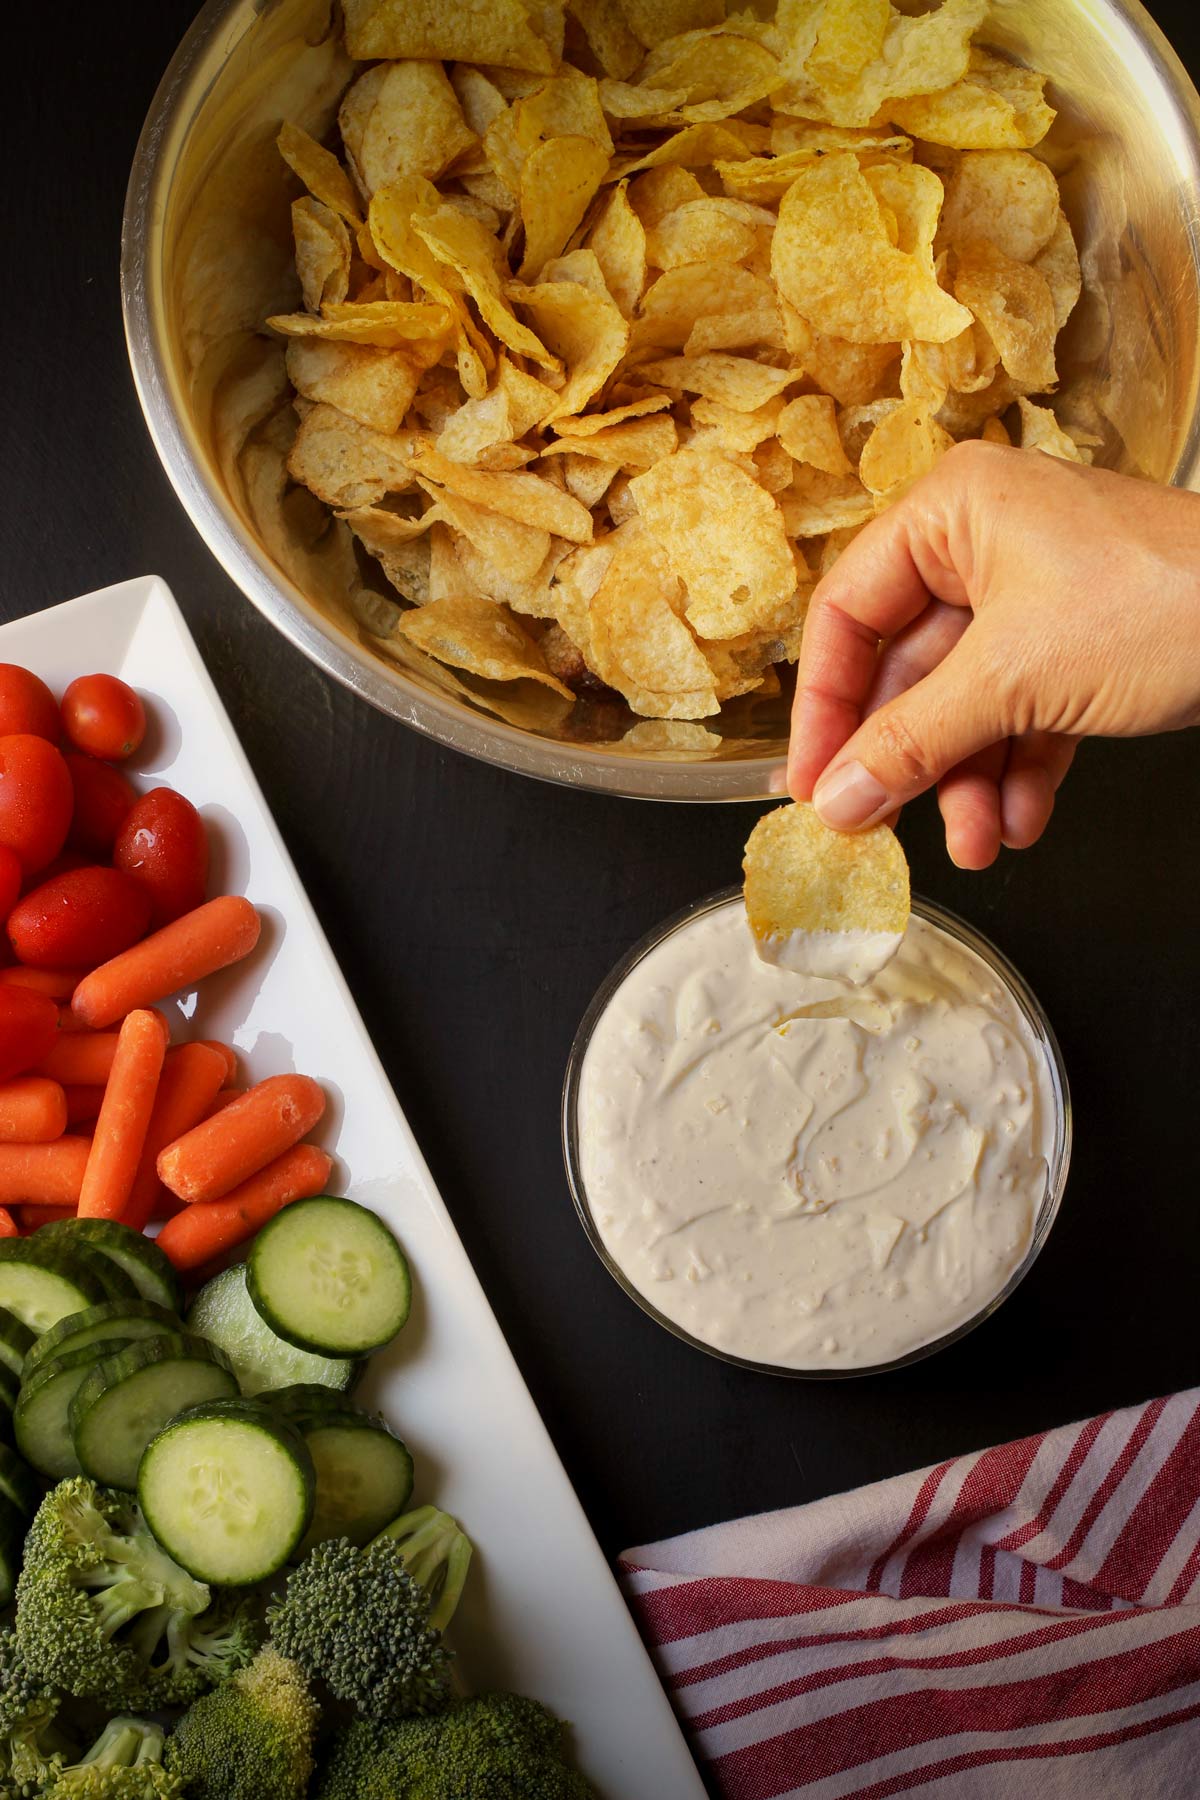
[0,1623,70,1800]
[15,1478,256,1710]
[163,1645,319,1800]
[266,1507,472,1718]
[314,1693,595,1800]
[40,1717,181,1800]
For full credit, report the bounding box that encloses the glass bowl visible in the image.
[562,888,1071,1377]
[121,0,1200,798]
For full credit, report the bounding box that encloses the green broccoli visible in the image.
[39,1717,181,1800]
[15,1478,256,1710]
[163,1644,319,1800]
[266,1506,472,1718]
[313,1693,595,1800]
[0,1623,70,1800]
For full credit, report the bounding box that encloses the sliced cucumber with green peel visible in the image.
[248,1196,410,1355]
[139,1399,315,1585]
[187,1265,357,1398]
[24,1300,180,1382]
[38,1220,181,1313]
[0,1242,114,1334]
[0,1494,25,1606]
[264,1383,360,1419]
[70,1334,237,1492]
[290,1409,414,1556]
[16,1337,136,1481]
[62,1242,139,1305]
[0,1443,38,1518]
[0,1309,34,1382]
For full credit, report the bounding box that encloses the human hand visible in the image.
[787,441,1200,868]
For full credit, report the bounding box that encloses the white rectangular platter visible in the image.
[0,574,705,1800]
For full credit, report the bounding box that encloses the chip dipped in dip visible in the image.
[571,893,1062,1372]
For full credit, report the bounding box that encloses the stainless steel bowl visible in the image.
[123,0,1200,800]
[562,888,1072,1377]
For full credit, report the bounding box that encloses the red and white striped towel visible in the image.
[621,1389,1200,1798]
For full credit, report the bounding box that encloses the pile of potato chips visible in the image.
[268,0,1092,724]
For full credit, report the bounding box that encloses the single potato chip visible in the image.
[633,352,799,411]
[285,339,431,434]
[340,62,477,200]
[518,135,610,278]
[588,181,648,318]
[396,594,576,695]
[632,264,779,350]
[514,67,614,155]
[805,0,986,129]
[292,198,353,313]
[1018,396,1086,462]
[938,150,1060,263]
[777,465,876,536]
[563,453,619,507]
[783,305,902,406]
[858,398,953,500]
[627,165,706,227]
[889,49,1055,150]
[278,122,363,228]
[807,0,890,95]
[287,404,424,509]
[690,394,783,453]
[567,0,643,78]
[620,0,725,48]
[342,0,558,71]
[553,393,672,433]
[588,523,720,713]
[541,415,678,465]
[645,197,766,269]
[616,121,768,175]
[509,275,629,419]
[777,394,851,474]
[266,299,455,349]
[629,445,796,638]
[407,444,595,540]
[416,481,552,580]
[954,242,1058,392]
[743,802,911,982]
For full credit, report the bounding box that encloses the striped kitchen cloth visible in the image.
[621,1388,1200,1798]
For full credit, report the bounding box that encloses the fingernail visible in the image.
[768,765,788,796]
[812,761,890,830]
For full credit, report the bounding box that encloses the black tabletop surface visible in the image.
[5,0,1199,1562]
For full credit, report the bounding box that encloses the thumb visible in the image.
[811,637,1004,831]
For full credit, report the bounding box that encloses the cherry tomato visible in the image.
[0,736,73,875]
[0,848,20,923]
[7,866,151,970]
[0,666,59,742]
[112,787,209,927]
[65,754,136,857]
[0,986,58,1082]
[60,675,146,761]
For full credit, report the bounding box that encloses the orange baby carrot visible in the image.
[0,967,87,1000]
[71,897,261,1030]
[17,1204,75,1230]
[0,1077,67,1143]
[63,1085,105,1127]
[122,1041,228,1233]
[155,1144,333,1271]
[0,1138,91,1205]
[202,1088,244,1119]
[78,1010,169,1221]
[55,1007,92,1034]
[37,1034,120,1086]
[0,1209,18,1239]
[195,1041,238,1085]
[158,1073,326,1204]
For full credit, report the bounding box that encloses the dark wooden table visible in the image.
[6,0,1199,1560]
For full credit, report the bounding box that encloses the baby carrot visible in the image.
[78,1010,169,1221]
[63,1085,105,1127]
[155,1144,333,1271]
[17,1204,75,1230]
[37,1034,120,1086]
[203,1088,244,1118]
[0,1139,91,1205]
[158,1073,325,1204]
[0,1209,18,1239]
[71,897,261,1030]
[195,1041,238,1085]
[0,1077,67,1143]
[122,1041,229,1233]
[0,967,87,1000]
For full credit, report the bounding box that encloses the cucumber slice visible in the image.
[290,1410,414,1556]
[70,1334,237,1492]
[38,1220,181,1312]
[0,1443,39,1518]
[247,1197,410,1355]
[16,1337,135,1481]
[0,1494,25,1606]
[263,1383,360,1419]
[0,1242,112,1335]
[187,1265,357,1399]
[139,1400,314,1585]
[23,1300,181,1382]
[61,1242,139,1305]
[0,1309,34,1382]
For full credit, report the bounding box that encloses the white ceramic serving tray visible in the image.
[0,576,704,1799]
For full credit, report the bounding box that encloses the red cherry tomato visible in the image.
[112,787,209,927]
[0,666,59,743]
[65,755,136,857]
[60,675,146,761]
[0,848,20,923]
[7,866,152,970]
[0,736,73,876]
[0,987,58,1082]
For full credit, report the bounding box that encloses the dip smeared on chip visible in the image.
[269,0,1096,726]
[743,800,910,982]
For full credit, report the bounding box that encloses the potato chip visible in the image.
[340,502,435,549]
[620,0,724,48]
[621,719,722,753]
[396,593,576,695]
[425,520,464,601]
[342,0,558,71]
[415,479,552,580]
[287,404,423,509]
[772,155,970,345]
[562,454,619,507]
[285,340,430,434]
[567,0,643,78]
[777,465,875,535]
[451,65,509,138]
[410,203,560,368]
[629,445,796,638]
[807,0,889,95]
[980,415,1011,446]
[769,119,911,156]
[339,63,477,201]
[585,184,647,319]
[627,165,707,227]
[1017,397,1086,463]
[517,136,610,278]
[407,444,595,540]
[777,393,851,474]
[858,398,952,499]
[683,294,785,355]
[554,393,672,434]
[743,802,910,978]
[541,415,678,465]
[514,67,613,156]
[616,121,768,176]
[690,394,783,453]
[1033,211,1082,332]
[806,0,986,130]
[938,150,1059,263]
[934,368,1018,438]
[638,34,783,124]
[632,263,777,351]
[902,321,997,404]
[837,397,901,465]
[586,524,720,715]
[783,305,901,406]
[954,243,1057,392]
[598,79,691,120]
[889,49,1055,151]
[753,436,794,494]
[278,123,363,229]
[267,300,454,350]
[633,352,798,411]
[645,197,768,269]
[509,276,628,418]
[454,533,568,612]
[292,199,353,313]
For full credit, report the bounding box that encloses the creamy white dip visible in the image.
[755,925,904,985]
[576,901,1055,1371]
